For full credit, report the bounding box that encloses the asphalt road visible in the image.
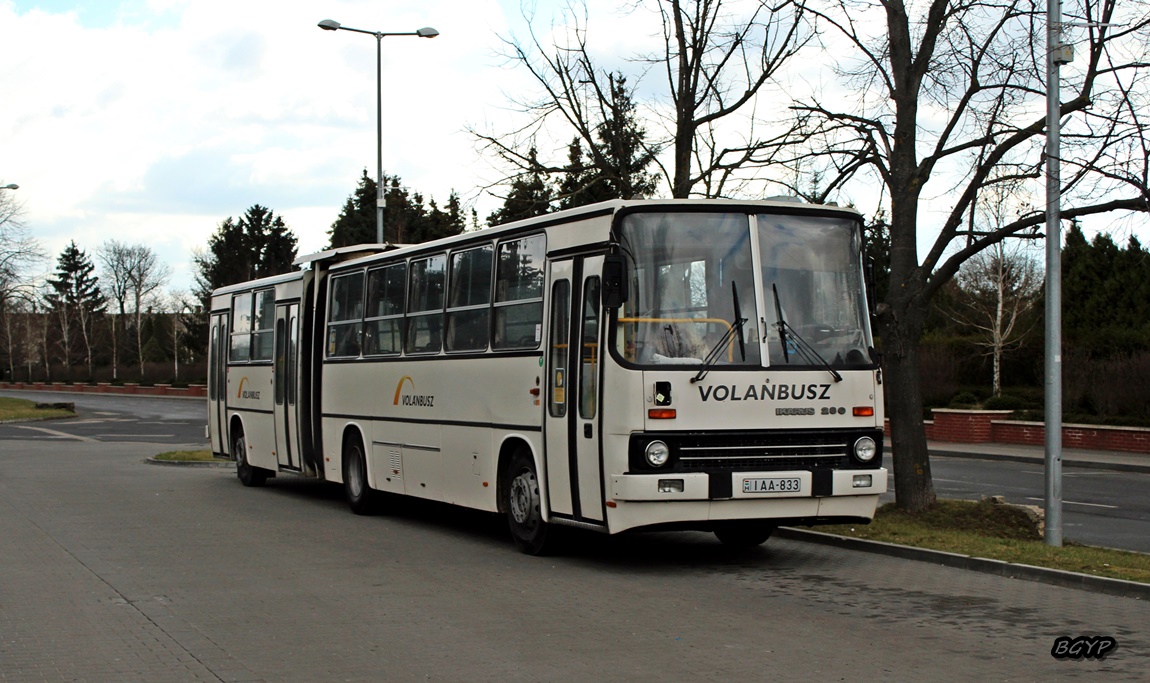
[4,390,1150,553]
[1,436,1148,681]
[914,456,1150,554]
[0,389,207,445]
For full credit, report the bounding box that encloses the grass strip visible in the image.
[818,499,1150,584]
[0,396,75,421]
[152,449,226,462]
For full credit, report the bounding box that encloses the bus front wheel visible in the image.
[714,521,774,548]
[234,433,267,487]
[504,450,550,555]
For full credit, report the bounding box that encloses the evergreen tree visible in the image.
[487,148,555,225]
[593,74,657,200]
[1063,224,1150,356]
[45,241,105,377]
[194,205,298,309]
[556,138,615,210]
[328,171,466,247]
[328,170,377,247]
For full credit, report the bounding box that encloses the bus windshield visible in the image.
[615,210,873,369]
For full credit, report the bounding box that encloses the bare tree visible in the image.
[0,187,44,378]
[781,0,1150,510]
[97,241,171,379]
[474,0,811,200]
[950,241,1043,397]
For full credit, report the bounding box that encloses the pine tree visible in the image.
[192,205,298,361]
[328,170,377,247]
[44,241,105,378]
[594,74,657,200]
[487,148,555,225]
[194,205,298,306]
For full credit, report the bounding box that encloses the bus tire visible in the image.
[343,436,378,515]
[234,432,267,487]
[504,450,551,555]
[714,521,774,548]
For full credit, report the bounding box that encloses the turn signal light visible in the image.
[853,406,875,417]
[648,408,677,419]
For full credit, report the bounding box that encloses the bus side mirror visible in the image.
[602,254,629,309]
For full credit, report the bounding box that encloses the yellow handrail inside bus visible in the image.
[616,316,735,362]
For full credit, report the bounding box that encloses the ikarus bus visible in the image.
[207,198,886,554]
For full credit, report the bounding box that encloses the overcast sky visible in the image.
[2,0,654,293]
[4,1,1145,298]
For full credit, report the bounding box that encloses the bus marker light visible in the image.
[853,406,875,417]
[852,475,872,488]
[658,479,684,493]
[606,500,617,508]
[648,409,676,419]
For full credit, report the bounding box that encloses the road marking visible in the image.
[10,425,98,442]
[1026,497,1118,509]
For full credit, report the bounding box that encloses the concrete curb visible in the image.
[776,527,1150,600]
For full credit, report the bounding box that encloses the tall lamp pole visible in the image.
[318,19,438,245]
[1045,0,1072,547]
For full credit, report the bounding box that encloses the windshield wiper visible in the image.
[691,281,748,384]
[772,283,842,383]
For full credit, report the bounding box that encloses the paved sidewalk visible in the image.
[928,439,1150,473]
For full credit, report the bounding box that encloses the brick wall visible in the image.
[884,409,1150,454]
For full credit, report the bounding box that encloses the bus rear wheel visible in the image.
[714,521,774,548]
[343,436,378,515]
[234,433,267,487]
[504,450,551,555]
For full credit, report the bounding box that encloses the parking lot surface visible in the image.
[2,438,1148,682]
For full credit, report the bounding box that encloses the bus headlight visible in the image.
[853,436,877,463]
[645,440,671,467]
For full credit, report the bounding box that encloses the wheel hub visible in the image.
[509,472,537,525]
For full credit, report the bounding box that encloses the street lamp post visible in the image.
[318,19,438,245]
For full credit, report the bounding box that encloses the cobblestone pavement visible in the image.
[2,439,1148,682]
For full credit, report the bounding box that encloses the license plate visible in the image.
[742,477,802,494]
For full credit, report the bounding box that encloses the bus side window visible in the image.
[406,254,446,354]
[493,234,545,349]
[328,272,365,357]
[229,292,252,362]
[250,289,275,362]
[446,245,493,352]
[364,263,406,356]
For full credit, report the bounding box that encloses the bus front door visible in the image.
[273,303,302,470]
[544,256,605,524]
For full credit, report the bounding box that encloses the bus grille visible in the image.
[628,430,881,473]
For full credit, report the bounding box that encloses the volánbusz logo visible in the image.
[393,376,435,408]
[236,377,261,400]
[697,382,831,402]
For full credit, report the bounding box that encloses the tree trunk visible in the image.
[882,335,937,512]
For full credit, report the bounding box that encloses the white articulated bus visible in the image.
[208,198,887,554]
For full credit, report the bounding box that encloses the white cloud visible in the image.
[1,0,532,289]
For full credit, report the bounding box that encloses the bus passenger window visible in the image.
[406,255,446,354]
[446,245,493,352]
[250,289,275,362]
[229,292,252,362]
[493,234,545,350]
[364,263,406,356]
[328,272,365,358]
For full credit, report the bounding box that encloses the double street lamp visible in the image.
[318,19,439,245]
